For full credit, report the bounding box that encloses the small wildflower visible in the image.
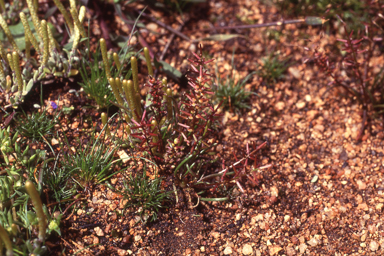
[51,101,58,109]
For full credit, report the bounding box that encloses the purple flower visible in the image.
[51,101,58,109]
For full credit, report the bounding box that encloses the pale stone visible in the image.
[286,246,296,256]
[296,101,306,109]
[369,240,379,251]
[358,203,369,211]
[211,231,220,239]
[275,101,285,111]
[269,245,282,255]
[117,150,130,164]
[51,138,59,145]
[308,237,319,247]
[146,22,158,31]
[94,227,104,236]
[242,244,253,255]
[356,179,367,190]
[224,246,233,255]
[299,243,307,254]
[288,67,301,79]
[313,124,325,132]
[270,186,279,197]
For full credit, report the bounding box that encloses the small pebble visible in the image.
[269,245,282,255]
[370,241,379,251]
[299,243,307,254]
[223,246,232,255]
[242,244,253,255]
[94,227,104,236]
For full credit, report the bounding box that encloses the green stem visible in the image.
[0,224,13,256]
[25,181,47,242]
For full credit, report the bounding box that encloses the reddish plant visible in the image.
[306,14,384,139]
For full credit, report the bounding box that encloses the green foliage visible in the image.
[0,0,87,108]
[120,168,171,222]
[257,53,289,86]
[59,132,119,187]
[14,106,59,143]
[44,166,76,204]
[79,50,116,110]
[213,59,256,113]
[0,180,61,256]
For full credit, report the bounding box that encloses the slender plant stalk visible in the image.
[0,14,19,52]
[0,41,8,65]
[0,0,5,13]
[25,180,47,242]
[52,0,74,34]
[72,21,81,53]
[115,77,124,95]
[122,79,135,119]
[25,36,31,59]
[40,20,49,65]
[47,25,58,52]
[151,119,159,153]
[69,2,86,37]
[109,78,124,106]
[26,0,42,40]
[130,56,142,113]
[72,5,86,53]
[6,54,14,75]
[113,53,121,70]
[12,52,23,94]
[20,12,40,53]
[0,224,13,256]
[0,60,5,82]
[131,56,140,95]
[144,47,153,76]
[100,38,112,80]
[101,112,111,136]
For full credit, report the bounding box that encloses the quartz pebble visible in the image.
[370,241,379,251]
[223,246,233,255]
[94,227,104,236]
[242,244,253,255]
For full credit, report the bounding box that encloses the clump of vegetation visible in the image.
[213,55,256,113]
[59,131,120,188]
[119,167,171,222]
[307,14,384,139]
[0,0,87,107]
[257,53,290,86]
[78,49,116,110]
[14,103,60,143]
[102,43,269,201]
